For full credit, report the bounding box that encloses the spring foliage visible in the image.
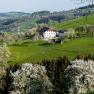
[0,43,10,63]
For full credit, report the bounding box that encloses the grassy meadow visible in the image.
[8,37,94,64]
[7,14,94,64]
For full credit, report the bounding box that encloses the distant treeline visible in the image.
[0,4,94,32]
[78,4,94,9]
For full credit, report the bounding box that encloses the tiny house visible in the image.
[43,29,59,41]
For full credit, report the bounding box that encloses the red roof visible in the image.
[48,28,57,32]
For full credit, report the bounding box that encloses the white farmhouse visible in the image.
[43,29,59,41]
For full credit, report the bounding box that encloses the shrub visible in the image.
[0,43,10,64]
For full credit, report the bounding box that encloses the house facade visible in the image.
[43,29,59,41]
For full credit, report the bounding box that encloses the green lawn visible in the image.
[54,14,94,29]
[8,37,94,64]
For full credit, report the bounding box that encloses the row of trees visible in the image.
[0,24,49,43]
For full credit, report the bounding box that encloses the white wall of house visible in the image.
[43,30,58,41]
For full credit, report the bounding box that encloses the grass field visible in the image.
[8,37,94,64]
[54,14,94,29]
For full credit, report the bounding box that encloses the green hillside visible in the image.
[0,4,94,32]
[9,37,94,64]
[54,14,94,29]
